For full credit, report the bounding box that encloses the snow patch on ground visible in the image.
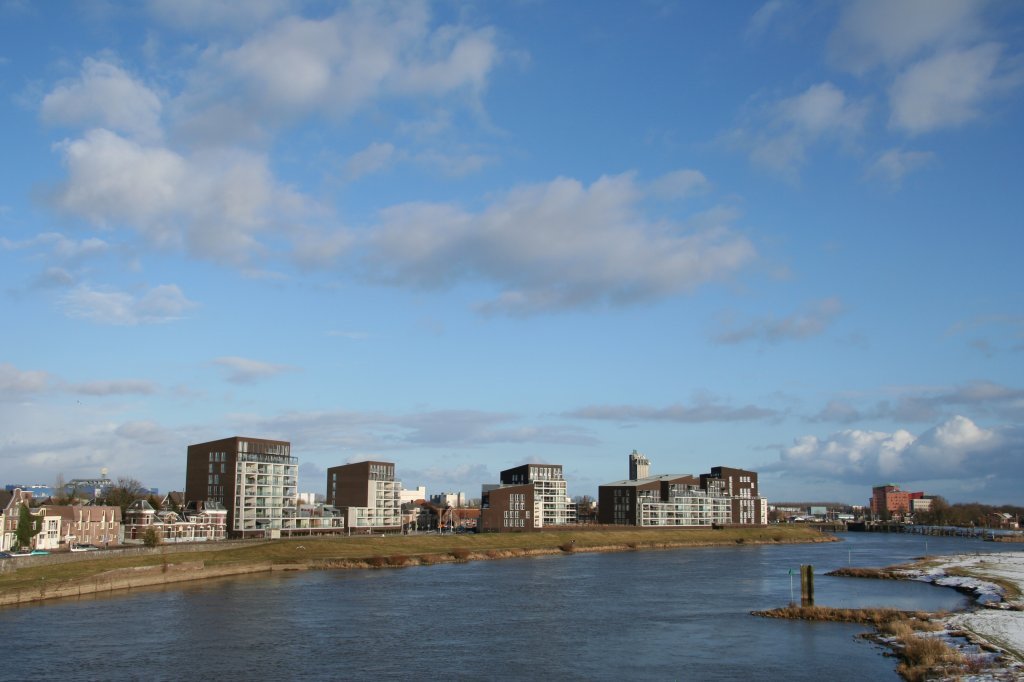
[899,551,1024,674]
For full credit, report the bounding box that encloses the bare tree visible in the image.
[103,477,147,515]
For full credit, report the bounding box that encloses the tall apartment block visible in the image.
[185,436,298,538]
[598,452,767,527]
[479,463,576,532]
[326,461,402,533]
[700,466,767,526]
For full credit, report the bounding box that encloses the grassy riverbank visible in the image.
[0,525,831,605]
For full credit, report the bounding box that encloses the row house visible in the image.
[39,505,122,549]
[123,499,227,543]
[0,489,35,551]
[1,489,122,550]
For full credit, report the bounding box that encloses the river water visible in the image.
[2,532,1019,680]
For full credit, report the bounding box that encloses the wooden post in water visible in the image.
[800,564,814,606]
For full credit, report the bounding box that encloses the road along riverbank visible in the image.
[0,525,835,607]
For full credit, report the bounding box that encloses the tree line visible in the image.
[912,497,1024,527]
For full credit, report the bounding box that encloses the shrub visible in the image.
[897,634,965,681]
[142,526,161,548]
[450,549,470,561]
[366,556,386,568]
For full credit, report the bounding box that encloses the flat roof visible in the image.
[600,474,695,487]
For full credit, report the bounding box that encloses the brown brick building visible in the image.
[185,436,297,538]
[326,461,401,533]
[598,453,767,527]
[479,464,576,532]
[870,484,923,518]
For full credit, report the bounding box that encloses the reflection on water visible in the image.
[1,532,1016,680]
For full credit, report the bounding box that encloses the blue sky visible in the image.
[1,0,1022,506]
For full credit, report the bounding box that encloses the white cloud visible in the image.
[233,407,597,451]
[52,129,309,263]
[345,142,395,180]
[361,172,755,314]
[113,420,173,444]
[0,363,49,398]
[179,3,499,136]
[715,297,844,345]
[771,415,1021,487]
[34,267,76,289]
[647,169,711,200]
[62,283,197,325]
[734,83,868,178]
[746,1,786,41]
[414,149,492,177]
[781,82,866,136]
[69,380,158,396]
[213,356,294,384]
[1,232,109,262]
[53,129,188,243]
[565,400,778,423]
[811,381,1024,424]
[0,403,195,493]
[828,0,985,74]
[826,2,1022,137]
[888,43,1007,134]
[41,59,163,142]
[148,0,293,30]
[867,147,934,185]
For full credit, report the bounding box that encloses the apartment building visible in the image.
[185,436,298,538]
[326,461,401,533]
[870,484,924,518]
[700,466,767,526]
[479,463,576,532]
[598,453,767,527]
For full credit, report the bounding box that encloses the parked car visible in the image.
[70,544,99,552]
[0,551,12,559]
[10,549,48,557]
